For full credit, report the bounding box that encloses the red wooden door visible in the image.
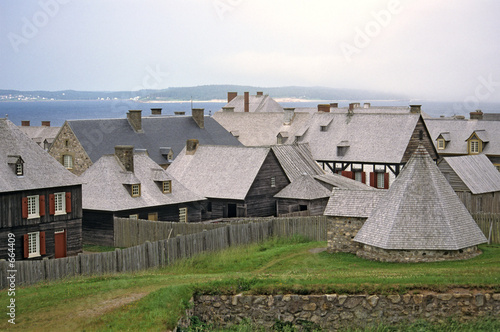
[54,230,67,259]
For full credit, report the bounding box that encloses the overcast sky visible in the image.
[1,0,500,101]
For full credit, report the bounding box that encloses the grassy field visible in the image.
[1,236,499,331]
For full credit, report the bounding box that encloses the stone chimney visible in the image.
[228,92,237,103]
[363,103,371,108]
[410,105,421,114]
[192,108,204,128]
[330,103,338,108]
[244,92,250,112]
[41,121,50,127]
[222,107,235,112]
[127,110,143,132]
[283,108,295,125]
[470,110,483,120]
[186,139,199,155]
[174,111,186,115]
[115,145,134,172]
[151,108,162,115]
[317,104,330,113]
[256,91,264,96]
[21,121,30,126]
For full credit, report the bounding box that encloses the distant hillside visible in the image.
[0,85,407,102]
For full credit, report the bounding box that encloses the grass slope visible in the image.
[1,236,499,331]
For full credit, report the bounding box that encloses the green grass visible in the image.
[1,237,499,331]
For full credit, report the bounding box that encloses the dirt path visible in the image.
[77,292,149,318]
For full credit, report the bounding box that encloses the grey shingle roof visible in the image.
[167,145,271,200]
[271,144,325,182]
[66,115,241,165]
[354,145,487,250]
[274,174,331,200]
[0,119,80,192]
[80,151,205,211]
[18,125,60,146]
[324,190,387,218]
[426,118,500,156]
[224,95,284,113]
[442,154,500,194]
[314,173,377,190]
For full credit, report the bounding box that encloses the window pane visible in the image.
[55,192,65,213]
[377,173,385,189]
[28,232,39,256]
[63,155,73,169]
[28,195,39,217]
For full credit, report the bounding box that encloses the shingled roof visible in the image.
[324,190,387,218]
[314,173,377,190]
[0,118,80,192]
[441,154,500,194]
[224,94,284,113]
[274,174,331,200]
[354,145,487,250]
[271,144,324,182]
[80,151,204,211]
[65,114,241,165]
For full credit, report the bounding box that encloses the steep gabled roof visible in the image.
[442,154,500,194]
[66,115,241,165]
[18,125,60,147]
[80,151,204,211]
[271,144,324,182]
[224,94,284,113]
[324,190,387,218]
[167,145,271,200]
[274,174,331,200]
[0,118,80,192]
[354,145,487,250]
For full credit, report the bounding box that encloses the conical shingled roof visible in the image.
[354,144,487,250]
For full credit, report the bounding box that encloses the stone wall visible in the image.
[327,217,365,254]
[181,292,500,331]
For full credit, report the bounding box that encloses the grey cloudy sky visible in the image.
[1,0,500,101]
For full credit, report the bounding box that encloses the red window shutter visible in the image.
[384,173,389,189]
[49,194,55,215]
[341,171,354,179]
[361,172,366,184]
[23,234,29,258]
[22,197,28,219]
[369,172,376,188]
[39,195,45,216]
[40,231,46,255]
[65,192,72,213]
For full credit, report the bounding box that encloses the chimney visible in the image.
[186,139,199,155]
[330,103,338,108]
[174,111,186,115]
[222,106,235,112]
[349,103,361,112]
[317,104,330,113]
[283,108,295,125]
[227,92,237,103]
[244,92,250,112]
[151,108,162,115]
[363,103,371,108]
[256,91,263,96]
[127,110,143,132]
[192,108,204,128]
[115,145,134,172]
[470,110,483,120]
[41,121,50,127]
[21,121,30,126]
[410,105,421,114]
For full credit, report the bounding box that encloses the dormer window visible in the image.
[16,162,23,176]
[320,126,328,132]
[8,155,25,176]
[466,131,488,155]
[162,180,172,194]
[469,140,480,154]
[131,184,141,197]
[337,141,350,157]
[437,138,445,150]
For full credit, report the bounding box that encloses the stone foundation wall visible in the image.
[327,217,365,254]
[181,292,500,331]
[357,244,482,263]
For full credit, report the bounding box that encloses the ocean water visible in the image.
[1,100,499,127]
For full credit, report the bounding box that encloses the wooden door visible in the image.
[54,230,67,259]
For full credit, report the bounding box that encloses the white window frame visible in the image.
[179,207,188,223]
[28,232,40,258]
[437,139,445,150]
[132,184,141,197]
[129,214,139,220]
[54,192,66,215]
[27,195,39,219]
[63,154,73,169]
[470,140,479,154]
[376,172,385,189]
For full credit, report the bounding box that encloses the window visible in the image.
[377,172,385,189]
[271,176,276,187]
[63,155,73,169]
[27,195,39,219]
[470,140,479,154]
[64,139,69,147]
[148,212,158,221]
[437,139,445,150]
[129,214,139,220]
[28,232,40,258]
[179,207,188,223]
[162,181,172,194]
[355,171,363,182]
[54,192,66,215]
[16,162,23,176]
[132,184,141,197]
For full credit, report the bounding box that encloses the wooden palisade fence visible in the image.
[472,213,500,244]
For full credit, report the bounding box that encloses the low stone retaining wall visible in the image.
[180,292,500,331]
